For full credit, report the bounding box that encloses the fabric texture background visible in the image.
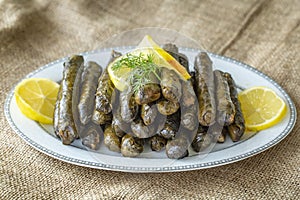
[0,0,299,199]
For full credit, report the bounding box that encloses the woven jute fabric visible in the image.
[1,0,299,199]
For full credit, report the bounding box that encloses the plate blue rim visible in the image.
[4,47,297,172]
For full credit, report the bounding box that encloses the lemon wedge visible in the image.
[238,86,287,131]
[108,35,190,91]
[15,78,59,124]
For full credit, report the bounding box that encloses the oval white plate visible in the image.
[4,47,297,172]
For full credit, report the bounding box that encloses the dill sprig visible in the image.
[112,53,161,92]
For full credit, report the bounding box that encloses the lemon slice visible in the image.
[108,35,191,91]
[107,62,132,91]
[137,35,191,79]
[238,86,287,131]
[15,78,59,124]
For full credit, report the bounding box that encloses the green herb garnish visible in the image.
[112,53,161,92]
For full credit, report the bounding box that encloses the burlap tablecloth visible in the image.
[1,0,299,199]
